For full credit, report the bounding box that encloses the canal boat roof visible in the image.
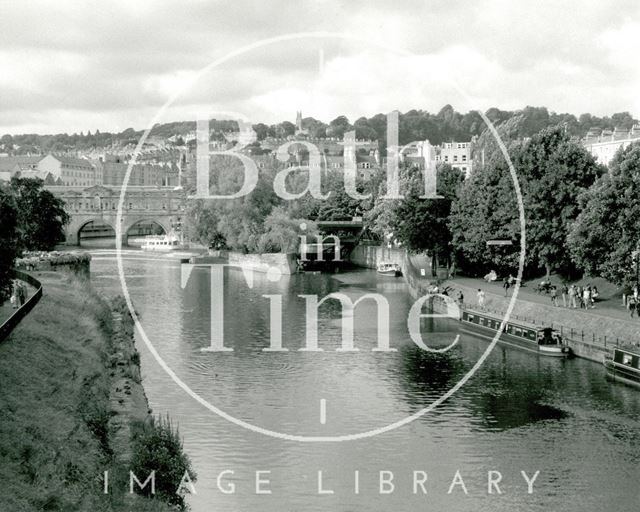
[462,310,557,335]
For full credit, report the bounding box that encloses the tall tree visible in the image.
[516,127,604,276]
[568,142,640,288]
[0,186,18,300]
[10,177,69,251]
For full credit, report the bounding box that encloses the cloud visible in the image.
[0,0,638,134]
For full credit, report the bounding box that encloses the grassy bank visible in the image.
[0,272,182,511]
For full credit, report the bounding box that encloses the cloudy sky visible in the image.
[1,0,639,135]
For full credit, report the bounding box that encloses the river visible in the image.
[90,249,640,512]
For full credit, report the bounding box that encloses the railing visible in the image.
[0,270,43,342]
[444,301,637,354]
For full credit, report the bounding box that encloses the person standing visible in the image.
[16,281,26,307]
[561,283,568,307]
[582,286,591,310]
[568,285,577,308]
[9,280,18,309]
[503,276,510,297]
[550,286,559,307]
[576,285,583,308]
[477,289,485,309]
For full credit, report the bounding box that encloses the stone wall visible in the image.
[228,252,298,275]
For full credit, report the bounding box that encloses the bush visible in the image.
[130,416,196,510]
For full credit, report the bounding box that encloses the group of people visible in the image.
[8,279,27,309]
[547,282,598,309]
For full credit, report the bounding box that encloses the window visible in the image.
[462,155,467,162]
[453,155,458,162]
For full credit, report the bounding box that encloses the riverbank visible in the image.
[0,271,177,511]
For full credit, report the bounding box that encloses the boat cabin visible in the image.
[612,347,640,370]
[461,311,563,346]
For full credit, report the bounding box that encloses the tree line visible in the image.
[185,123,640,292]
[3,105,636,155]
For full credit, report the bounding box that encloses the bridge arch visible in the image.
[122,217,172,246]
[76,218,116,247]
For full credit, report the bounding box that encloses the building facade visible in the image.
[435,141,473,176]
[38,154,97,187]
[582,125,640,166]
[97,155,179,187]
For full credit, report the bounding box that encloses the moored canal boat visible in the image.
[604,345,640,389]
[460,310,571,357]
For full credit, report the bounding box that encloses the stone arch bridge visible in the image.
[47,185,186,245]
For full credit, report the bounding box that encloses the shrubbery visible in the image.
[130,416,196,510]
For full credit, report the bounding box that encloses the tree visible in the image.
[276,121,295,138]
[183,199,226,249]
[0,186,18,301]
[10,177,69,251]
[449,161,512,275]
[568,142,640,288]
[368,163,463,275]
[257,207,318,253]
[516,127,604,276]
[327,116,352,139]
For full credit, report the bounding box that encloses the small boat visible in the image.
[377,262,402,277]
[140,233,183,252]
[604,345,640,389]
[460,310,571,357]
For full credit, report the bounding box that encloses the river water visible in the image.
[90,249,640,512]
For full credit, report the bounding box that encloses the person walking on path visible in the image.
[550,285,559,307]
[457,290,464,308]
[503,276,510,297]
[561,283,568,307]
[477,289,486,309]
[16,281,26,307]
